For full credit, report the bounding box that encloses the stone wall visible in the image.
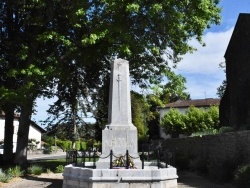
[152,130,250,180]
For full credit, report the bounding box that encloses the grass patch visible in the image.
[6,166,24,177]
[29,158,66,173]
[0,169,12,183]
[28,165,43,175]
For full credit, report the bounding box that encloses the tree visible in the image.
[0,0,221,164]
[0,1,57,165]
[145,70,189,139]
[217,62,227,98]
[131,91,149,139]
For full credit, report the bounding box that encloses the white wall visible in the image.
[0,118,42,151]
[29,125,42,149]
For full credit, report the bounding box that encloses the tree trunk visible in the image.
[14,101,33,166]
[3,104,15,164]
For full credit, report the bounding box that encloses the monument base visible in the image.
[62,163,178,188]
[96,125,142,169]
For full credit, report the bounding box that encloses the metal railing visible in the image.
[66,146,174,169]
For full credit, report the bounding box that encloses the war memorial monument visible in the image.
[62,59,178,188]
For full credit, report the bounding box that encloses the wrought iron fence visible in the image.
[66,146,174,169]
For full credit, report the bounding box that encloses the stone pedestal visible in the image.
[63,164,178,188]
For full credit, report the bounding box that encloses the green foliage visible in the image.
[160,106,220,136]
[75,141,81,151]
[55,165,64,173]
[0,169,12,183]
[0,0,221,163]
[191,128,218,137]
[131,92,148,139]
[28,165,43,175]
[42,135,54,146]
[218,126,234,134]
[6,166,23,178]
[160,108,187,136]
[234,164,250,188]
[80,141,87,151]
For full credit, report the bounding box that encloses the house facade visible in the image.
[0,112,45,152]
[159,98,220,119]
[158,98,220,139]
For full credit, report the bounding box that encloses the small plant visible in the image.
[7,166,23,177]
[28,165,43,175]
[55,165,64,173]
[46,168,52,174]
[234,164,250,188]
[0,169,12,183]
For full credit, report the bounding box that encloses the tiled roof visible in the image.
[160,98,220,109]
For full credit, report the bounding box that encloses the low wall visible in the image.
[152,130,250,181]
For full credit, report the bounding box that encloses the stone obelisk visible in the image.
[96,59,141,169]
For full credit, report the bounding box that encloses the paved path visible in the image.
[177,171,236,188]
[2,171,236,188]
[27,151,66,161]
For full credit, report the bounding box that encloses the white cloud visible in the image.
[174,27,234,74]
[171,27,234,99]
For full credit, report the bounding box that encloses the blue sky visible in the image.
[32,0,250,123]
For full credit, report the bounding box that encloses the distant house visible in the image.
[0,112,46,152]
[159,98,220,119]
[158,98,220,139]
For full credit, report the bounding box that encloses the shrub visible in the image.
[28,165,43,175]
[75,141,81,151]
[55,165,64,173]
[234,164,250,188]
[191,128,218,137]
[160,106,220,136]
[160,108,187,136]
[218,126,234,134]
[80,141,87,150]
[0,169,12,183]
[7,166,23,177]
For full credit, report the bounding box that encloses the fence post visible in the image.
[82,151,85,167]
[126,150,129,169]
[157,149,160,169]
[73,150,77,166]
[93,150,96,169]
[88,148,91,162]
[142,149,144,169]
[110,150,113,169]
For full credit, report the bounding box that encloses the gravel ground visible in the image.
[0,171,236,188]
[0,173,63,188]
